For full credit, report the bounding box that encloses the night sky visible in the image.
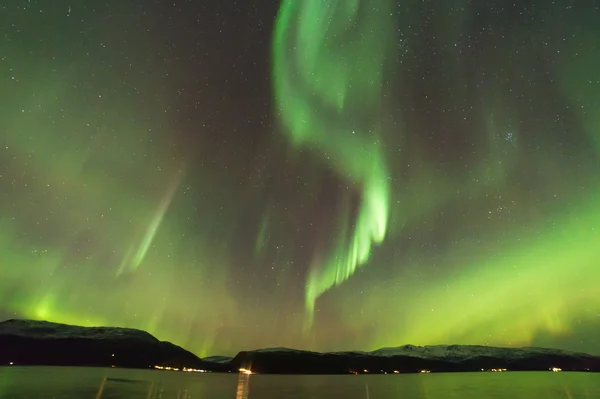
[1,0,599,357]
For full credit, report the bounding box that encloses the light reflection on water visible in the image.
[236,373,250,399]
[0,366,599,398]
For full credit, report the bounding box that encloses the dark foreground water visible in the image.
[0,367,598,398]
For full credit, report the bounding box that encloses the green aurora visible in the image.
[1,1,599,356]
[272,0,396,327]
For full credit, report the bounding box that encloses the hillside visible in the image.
[2,320,599,374]
[230,345,600,374]
[0,319,217,370]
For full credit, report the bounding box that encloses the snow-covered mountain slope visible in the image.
[369,344,592,361]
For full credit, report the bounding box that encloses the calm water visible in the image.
[0,367,598,398]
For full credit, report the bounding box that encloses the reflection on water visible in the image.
[95,377,106,399]
[0,366,599,398]
[236,373,250,399]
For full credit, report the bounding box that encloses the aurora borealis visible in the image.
[1,0,599,357]
[273,0,395,327]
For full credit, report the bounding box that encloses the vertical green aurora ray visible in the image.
[273,1,396,325]
[117,167,184,276]
[254,210,270,256]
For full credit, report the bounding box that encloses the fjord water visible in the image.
[1,367,598,398]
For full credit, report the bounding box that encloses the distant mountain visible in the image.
[231,345,600,374]
[0,319,220,370]
[368,344,593,360]
[1,320,599,374]
[203,355,233,364]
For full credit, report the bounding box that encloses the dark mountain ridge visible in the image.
[1,319,599,374]
[0,319,222,370]
[231,345,600,374]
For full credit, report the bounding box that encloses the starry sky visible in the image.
[1,0,599,357]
